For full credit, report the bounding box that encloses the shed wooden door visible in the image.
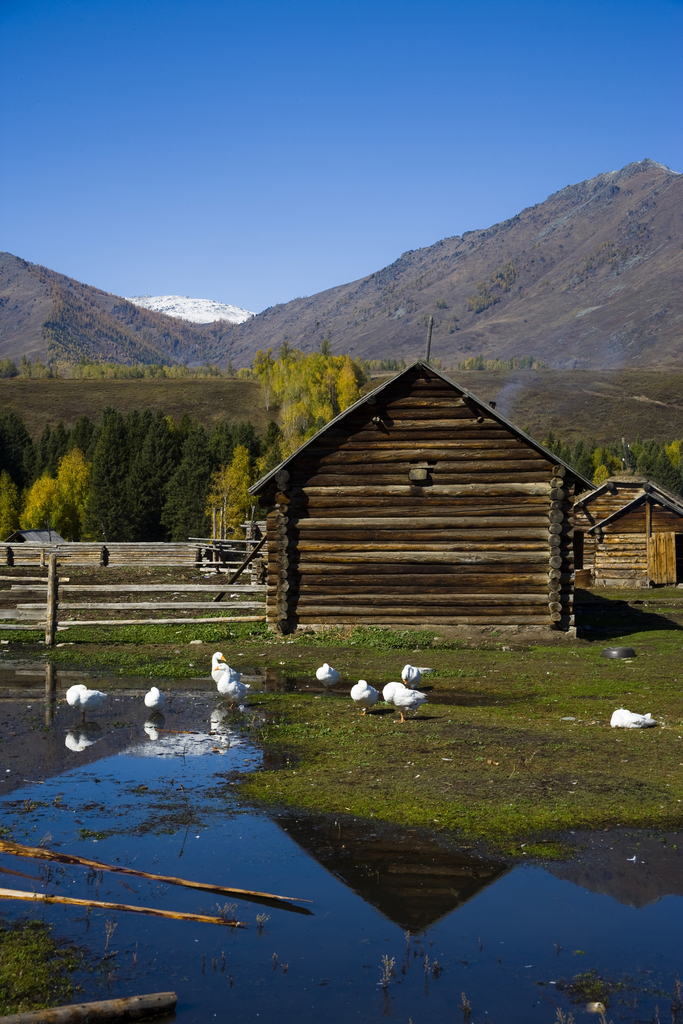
[650,532,676,584]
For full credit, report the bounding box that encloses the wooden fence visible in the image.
[0,539,266,572]
[0,554,267,645]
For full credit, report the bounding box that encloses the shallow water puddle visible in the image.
[1,670,682,1023]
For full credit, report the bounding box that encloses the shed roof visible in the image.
[4,529,66,543]
[250,359,593,495]
[586,488,683,534]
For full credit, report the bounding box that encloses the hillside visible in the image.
[1,370,682,446]
[0,377,272,438]
[0,253,240,366]
[228,158,683,369]
[365,368,683,446]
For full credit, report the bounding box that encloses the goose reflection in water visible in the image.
[210,708,246,752]
[65,723,103,752]
[144,712,166,740]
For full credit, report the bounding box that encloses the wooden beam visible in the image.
[55,616,265,626]
[0,991,177,1024]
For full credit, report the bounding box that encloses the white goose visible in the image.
[382,681,403,703]
[389,682,428,723]
[350,679,379,715]
[401,664,422,689]
[66,684,106,721]
[211,651,229,683]
[213,656,250,706]
[144,686,166,711]
[610,708,657,729]
[316,663,340,687]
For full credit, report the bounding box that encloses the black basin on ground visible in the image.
[601,646,636,659]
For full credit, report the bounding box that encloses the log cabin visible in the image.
[572,477,683,587]
[249,360,592,633]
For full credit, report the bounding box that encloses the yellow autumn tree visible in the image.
[0,471,22,540]
[253,346,368,455]
[20,475,59,532]
[54,448,91,540]
[337,354,361,411]
[666,439,681,469]
[205,445,255,538]
[592,464,611,485]
[20,449,91,540]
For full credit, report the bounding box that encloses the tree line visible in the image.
[0,408,282,543]
[543,432,683,493]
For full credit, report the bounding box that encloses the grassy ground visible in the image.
[0,916,88,1016]
[3,586,683,848]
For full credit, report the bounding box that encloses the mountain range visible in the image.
[0,158,681,370]
[230,158,682,369]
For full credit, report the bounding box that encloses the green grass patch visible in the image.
[0,917,88,1016]
[237,629,683,847]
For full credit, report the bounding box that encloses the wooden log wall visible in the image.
[260,367,577,630]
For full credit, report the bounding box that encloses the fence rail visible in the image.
[0,539,268,573]
[0,551,267,644]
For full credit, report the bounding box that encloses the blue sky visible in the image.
[1,0,681,312]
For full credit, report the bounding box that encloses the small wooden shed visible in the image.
[572,477,683,587]
[249,360,591,632]
[4,529,65,544]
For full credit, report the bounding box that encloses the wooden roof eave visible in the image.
[587,491,683,534]
[249,359,593,497]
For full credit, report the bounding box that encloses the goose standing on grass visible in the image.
[610,708,657,729]
[66,684,106,722]
[401,664,422,689]
[144,686,166,711]
[350,679,379,715]
[316,663,340,687]
[390,683,428,723]
[382,681,403,704]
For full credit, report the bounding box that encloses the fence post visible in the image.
[45,554,58,647]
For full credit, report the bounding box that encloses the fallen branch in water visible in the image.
[0,838,313,913]
[0,990,176,1023]
[0,887,245,926]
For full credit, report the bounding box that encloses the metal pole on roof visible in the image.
[424,316,434,361]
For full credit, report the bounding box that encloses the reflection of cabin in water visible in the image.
[277,813,507,931]
[573,477,683,587]
[250,361,592,633]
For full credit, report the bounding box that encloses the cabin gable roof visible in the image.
[250,359,593,496]
[3,529,66,544]
[587,488,683,533]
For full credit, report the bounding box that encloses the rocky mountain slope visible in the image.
[125,294,253,324]
[228,158,683,369]
[0,254,238,366]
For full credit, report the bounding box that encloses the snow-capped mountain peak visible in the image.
[125,294,254,324]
